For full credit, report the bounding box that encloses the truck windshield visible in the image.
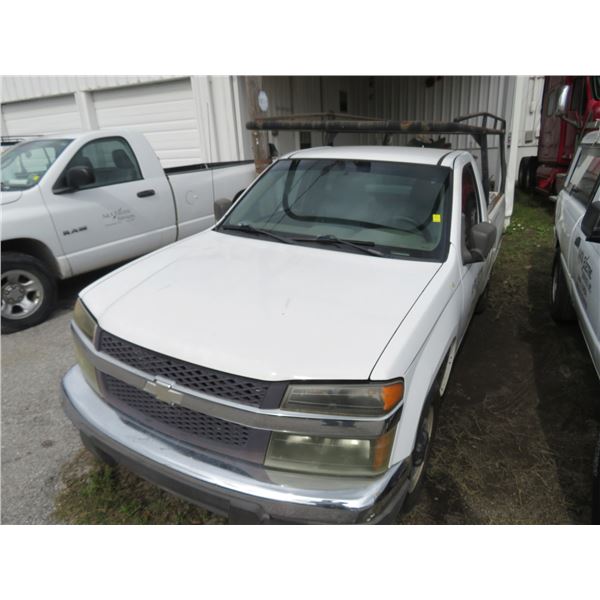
[1,139,72,191]
[219,158,452,261]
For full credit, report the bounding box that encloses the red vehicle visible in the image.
[519,76,600,194]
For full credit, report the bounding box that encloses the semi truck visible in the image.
[518,76,600,195]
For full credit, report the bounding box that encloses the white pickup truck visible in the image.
[550,129,600,523]
[1,131,256,332]
[551,129,600,377]
[62,132,506,523]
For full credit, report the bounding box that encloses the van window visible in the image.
[567,146,600,205]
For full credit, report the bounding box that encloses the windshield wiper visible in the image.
[292,234,384,257]
[221,223,291,244]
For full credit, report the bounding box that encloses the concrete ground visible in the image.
[1,270,109,524]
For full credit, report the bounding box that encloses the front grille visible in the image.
[99,330,271,408]
[103,375,250,446]
[102,374,270,462]
[96,329,277,462]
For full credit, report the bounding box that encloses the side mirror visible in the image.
[214,197,233,221]
[555,84,570,117]
[463,221,497,264]
[66,166,95,190]
[581,202,600,243]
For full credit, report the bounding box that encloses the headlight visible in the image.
[264,428,396,477]
[73,298,101,396]
[281,381,404,417]
[73,298,96,341]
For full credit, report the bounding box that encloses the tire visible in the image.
[550,250,575,323]
[1,252,57,334]
[526,157,538,191]
[475,283,489,315]
[402,398,439,512]
[518,157,530,191]
[593,434,600,525]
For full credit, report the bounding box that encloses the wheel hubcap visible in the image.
[1,270,45,320]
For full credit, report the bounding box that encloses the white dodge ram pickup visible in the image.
[62,140,505,523]
[1,131,255,332]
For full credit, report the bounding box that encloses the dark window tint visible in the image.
[567,146,600,205]
[66,137,142,189]
[570,77,586,115]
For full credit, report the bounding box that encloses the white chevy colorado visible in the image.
[62,132,506,523]
[1,131,255,332]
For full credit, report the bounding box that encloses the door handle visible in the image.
[574,237,581,248]
[137,189,156,198]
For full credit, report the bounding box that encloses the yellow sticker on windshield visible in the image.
[33,175,40,182]
[432,214,441,223]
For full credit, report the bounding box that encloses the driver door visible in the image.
[456,156,487,338]
[41,136,176,275]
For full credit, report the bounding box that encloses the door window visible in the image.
[461,163,481,248]
[59,137,142,190]
[566,146,600,206]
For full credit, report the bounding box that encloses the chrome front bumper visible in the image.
[62,366,410,524]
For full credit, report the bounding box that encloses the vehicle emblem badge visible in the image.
[143,377,184,406]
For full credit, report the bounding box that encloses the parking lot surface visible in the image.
[1,270,110,524]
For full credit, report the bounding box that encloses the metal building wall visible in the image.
[0,76,175,103]
[260,76,544,189]
[0,76,249,166]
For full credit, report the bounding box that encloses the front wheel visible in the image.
[550,250,575,323]
[1,252,57,334]
[403,401,437,511]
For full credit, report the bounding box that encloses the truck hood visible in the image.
[82,230,441,381]
[0,191,22,205]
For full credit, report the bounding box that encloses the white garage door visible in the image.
[93,78,203,168]
[2,94,82,136]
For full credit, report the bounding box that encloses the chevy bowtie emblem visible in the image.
[143,377,184,406]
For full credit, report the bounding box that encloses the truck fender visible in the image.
[1,238,65,279]
[389,327,459,464]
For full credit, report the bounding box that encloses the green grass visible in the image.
[54,452,225,524]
